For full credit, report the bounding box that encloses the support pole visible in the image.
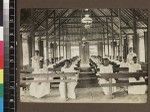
[59,18,61,60]
[97,42,103,57]
[45,10,49,65]
[38,37,44,58]
[147,10,150,101]
[144,32,148,63]
[133,9,139,57]
[28,35,32,66]
[106,18,110,57]
[66,42,71,59]
[31,9,35,57]
[53,10,57,63]
[118,9,123,59]
[111,10,115,59]
[103,25,105,57]
[19,34,23,69]
[62,26,65,58]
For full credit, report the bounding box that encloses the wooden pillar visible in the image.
[148,10,150,101]
[133,10,139,56]
[45,10,49,65]
[103,25,106,57]
[31,37,35,57]
[53,10,57,63]
[97,42,103,57]
[38,37,44,58]
[28,35,32,66]
[79,42,82,59]
[118,9,123,58]
[106,18,110,56]
[31,9,35,57]
[63,28,65,58]
[66,42,71,59]
[19,34,23,69]
[137,34,140,59]
[111,10,115,59]
[123,35,128,60]
[144,32,148,63]
[58,18,61,60]
[110,40,113,58]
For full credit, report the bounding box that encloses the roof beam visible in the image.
[91,9,119,36]
[47,15,117,19]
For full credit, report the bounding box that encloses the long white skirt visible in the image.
[67,81,77,99]
[128,77,147,94]
[59,82,67,99]
[98,78,116,95]
[29,77,50,98]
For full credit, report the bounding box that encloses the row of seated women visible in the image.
[28,55,80,99]
[91,55,147,95]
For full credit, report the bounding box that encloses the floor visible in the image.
[20,87,147,103]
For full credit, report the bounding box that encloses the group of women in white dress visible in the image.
[27,46,147,99]
[29,50,51,98]
[28,50,79,99]
[92,47,147,95]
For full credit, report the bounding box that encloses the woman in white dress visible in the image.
[29,50,51,98]
[59,60,78,100]
[128,56,147,94]
[97,58,116,95]
[127,47,137,64]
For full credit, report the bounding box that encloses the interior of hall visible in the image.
[19,9,149,103]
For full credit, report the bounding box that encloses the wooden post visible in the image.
[109,78,113,98]
[38,37,44,58]
[19,34,23,69]
[45,10,49,65]
[31,9,35,57]
[133,9,139,57]
[62,26,65,58]
[106,18,110,57]
[103,25,106,57]
[148,10,150,102]
[118,9,123,59]
[97,42,103,57]
[123,35,128,60]
[111,10,115,59]
[59,18,61,60]
[53,10,57,63]
[144,32,148,63]
[38,37,40,52]
[28,35,32,66]
[66,42,71,59]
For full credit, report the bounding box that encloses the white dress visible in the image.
[98,65,116,95]
[119,62,129,68]
[59,77,67,100]
[29,68,51,98]
[31,56,43,71]
[67,66,78,99]
[59,66,78,99]
[127,52,137,64]
[129,63,141,73]
[128,63,147,94]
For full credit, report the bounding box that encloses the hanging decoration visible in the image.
[81,9,93,29]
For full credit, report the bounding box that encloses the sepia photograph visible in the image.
[19,8,148,103]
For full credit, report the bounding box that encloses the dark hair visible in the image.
[35,50,39,53]
[65,59,70,63]
[103,58,109,61]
